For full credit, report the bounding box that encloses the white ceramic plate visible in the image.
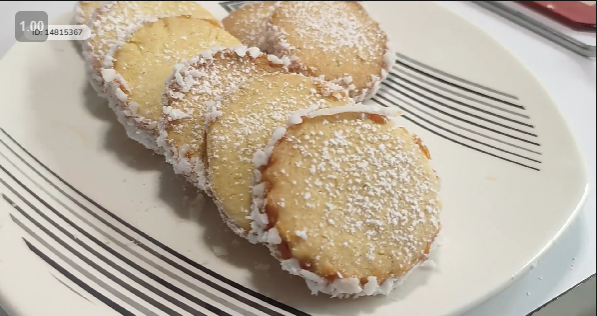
[0,2,590,316]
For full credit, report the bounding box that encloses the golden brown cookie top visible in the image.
[158,46,289,191]
[105,16,237,121]
[267,1,393,101]
[84,1,218,92]
[205,73,352,236]
[250,104,441,297]
[101,16,240,152]
[222,1,278,50]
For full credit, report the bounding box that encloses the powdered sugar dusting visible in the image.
[84,1,217,92]
[295,229,308,240]
[250,103,441,297]
[102,16,239,155]
[158,47,287,192]
[206,73,352,237]
[270,2,373,51]
[222,1,280,51]
[265,1,392,102]
[359,2,395,101]
[252,104,400,170]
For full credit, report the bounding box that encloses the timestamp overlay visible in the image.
[15,11,91,43]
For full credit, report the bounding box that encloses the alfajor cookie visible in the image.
[74,1,106,26]
[102,16,240,153]
[222,1,278,51]
[84,1,218,95]
[205,73,352,237]
[250,104,441,298]
[266,1,393,102]
[157,47,290,192]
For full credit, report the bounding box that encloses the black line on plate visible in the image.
[375,94,541,164]
[392,66,530,119]
[8,213,159,316]
[384,76,537,137]
[0,180,186,316]
[0,128,307,316]
[0,160,232,315]
[394,57,524,108]
[219,1,233,13]
[376,89,541,155]
[21,238,136,316]
[379,84,541,146]
[0,138,286,316]
[0,141,264,316]
[219,1,249,13]
[0,144,263,316]
[388,72,533,128]
[371,98,540,171]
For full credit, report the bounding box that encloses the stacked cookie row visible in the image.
[76,1,441,298]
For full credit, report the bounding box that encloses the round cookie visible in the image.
[102,16,241,153]
[74,1,105,26]
[222,1,278,51]
[84,1,218,95]
[266,1,393,102]
[157,46,290,192]
[205,73,352,237]
[250,104,441,298]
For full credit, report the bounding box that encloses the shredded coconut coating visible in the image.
[265,1,392,102]
[83,1,218,94]
[222,1,280,51]
[205,73,352,237]
[250,104,441,298]
[157,46,288,192]
[102,16,240,154]
[74,1,105,26]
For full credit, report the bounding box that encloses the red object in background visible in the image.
[518,1,596,31]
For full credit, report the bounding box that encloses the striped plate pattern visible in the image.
[0,128,305,316]
[220,0,253,12]
[369,53,541,171]
[0,50,542,314]
[222,0,542,171]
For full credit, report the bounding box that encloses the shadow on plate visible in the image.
[82,81,166,172]
[160,174,434,315]
[71,38,84,57]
